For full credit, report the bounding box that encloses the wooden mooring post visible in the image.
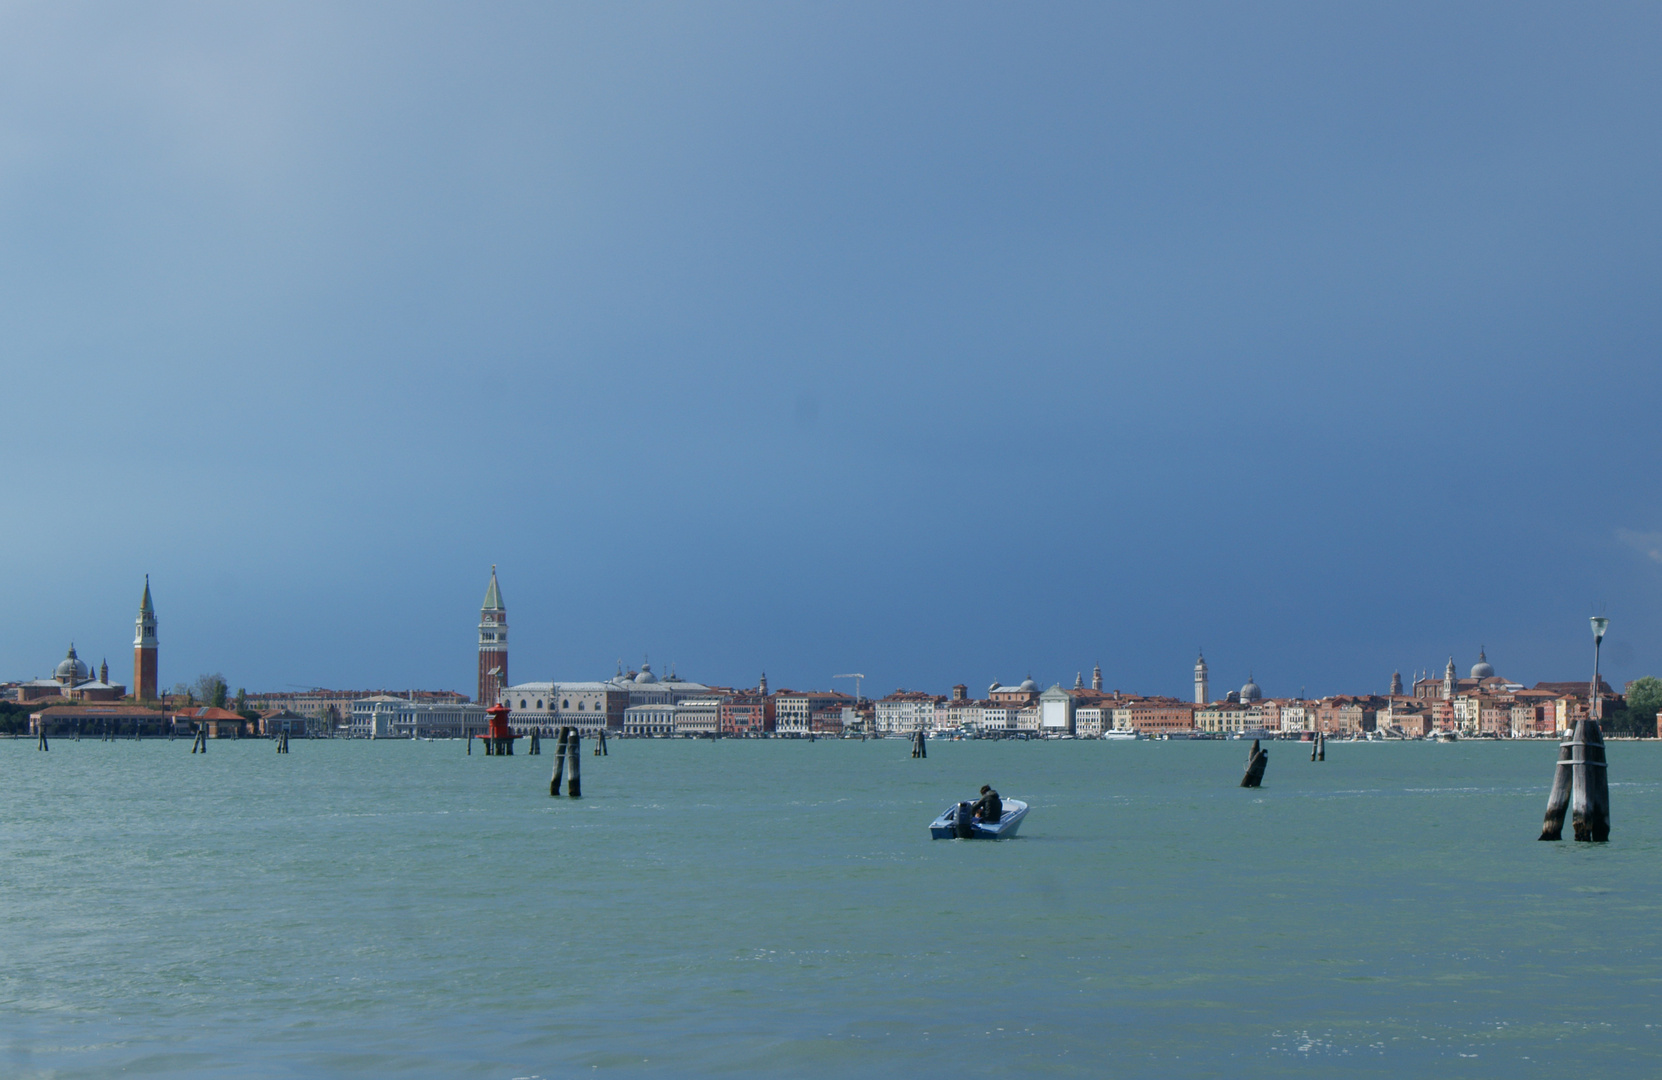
[566,730,582,797]
[190,726,206,754]
[594,728,608,755]
[910,730,927,758]
[528,730,541,755]
[37,726,48,751]
[550,727,570,797]
[1240,739,1267,788]
[1571,718,1610,842]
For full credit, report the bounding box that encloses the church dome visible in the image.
[1470,649,1494,679]
[54,645,89,684]
[1019,677,1038,692]
[634,663,659,684]
[1240,675,1262,703]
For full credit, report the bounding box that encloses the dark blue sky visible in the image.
[3,3,1659,700]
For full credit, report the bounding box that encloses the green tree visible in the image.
[1620,677,1662,737]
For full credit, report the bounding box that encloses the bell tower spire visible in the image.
[133,575,158,701]
[477,566,508,706]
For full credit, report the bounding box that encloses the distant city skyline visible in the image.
[4,569,1627,705]
[1,5,1657,697]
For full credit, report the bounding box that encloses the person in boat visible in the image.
[972,785,1002,822]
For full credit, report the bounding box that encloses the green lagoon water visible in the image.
[3,736,1661,1078]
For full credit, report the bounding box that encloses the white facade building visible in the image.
[623,704,675,735]
[1038,685,1074,734]
[672,698,722,735]
[875,692,941,734]
[350,696,488,739]
[500,680,624,734]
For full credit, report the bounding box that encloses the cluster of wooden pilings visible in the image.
[1240,739,1268,787]
[189,727,208,753]
[1310,732,1326,761]
[1540,718,1610,842]
[910,730,927,758]
[549,727,582,797]
[275,731,290,754]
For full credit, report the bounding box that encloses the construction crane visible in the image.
[833,674,866,734]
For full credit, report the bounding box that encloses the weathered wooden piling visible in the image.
[37,727,48,751]
[910,731,926,758]
[566,731,582,797]
[1240,739,1267,787]
[1571,718,1610,842]
[550,727,570,796]
[1540,732,1576,840]
[466,732,472,755]
[527,730,540,755]
[594,728,608,756]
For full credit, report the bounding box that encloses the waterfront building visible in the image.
[478,567,508,708]
[500,681,629,733]
[351,696,487,738]
[257,709,327,737]
[875,690,943,735]
[672,698,722,735]
[173,706,253,737]
[623,703,675,736]
[773,690,850,735]
[1315,697,1378,735]
[247,689,469,731]
[1196,702,1252,734]
[978,703,1019,733]
[1074,704,1106,737]
[28,703,167,736]
[1278,701,1315,733]
[934,695,981,733]
[1110,698,1196,735]
[721,691,773,735]
[988,678,1040,707]
[19,645,127,703]
[1038,684,1074,734]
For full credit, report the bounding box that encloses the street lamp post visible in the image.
[1590,616,1609,721]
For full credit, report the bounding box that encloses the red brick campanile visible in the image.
[133,575,158,701]
[478,566,507,706]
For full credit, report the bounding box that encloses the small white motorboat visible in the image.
[929,798,1029,840]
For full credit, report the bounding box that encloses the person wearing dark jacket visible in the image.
[972,785,1002,822]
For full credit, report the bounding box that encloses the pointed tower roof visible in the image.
[140,574,153,614]
[482,565,504,611]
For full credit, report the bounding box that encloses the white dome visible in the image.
[1470,649,1494,679]
[54,646,88,683]
[1240,676,1262,703]
[1019,678,1038,692]
[634,663,658,684]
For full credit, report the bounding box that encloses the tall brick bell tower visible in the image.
[133,575,158,701]
[478,565,507,706]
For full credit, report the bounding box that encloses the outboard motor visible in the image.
[954,801,976,839]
